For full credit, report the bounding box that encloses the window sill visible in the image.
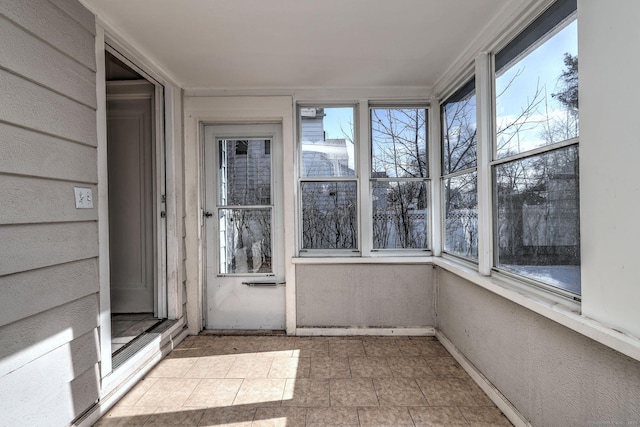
[292,256,434,265]
[433,257,640,363]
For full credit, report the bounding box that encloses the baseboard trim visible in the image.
[295,327,436,336]
[435,330,533,427]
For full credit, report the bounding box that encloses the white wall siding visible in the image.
[0,0,99,425]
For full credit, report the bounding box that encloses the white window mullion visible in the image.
[475,52,494,276]
[429,98,442,256]
[359,100,372,256]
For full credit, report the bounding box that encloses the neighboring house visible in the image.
[1,1,639,426]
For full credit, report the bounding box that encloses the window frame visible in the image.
[440,78,479,263]
[295,102,432,258]
[369,105,431,254]
[490,0,580,299]
[297,104,360,256]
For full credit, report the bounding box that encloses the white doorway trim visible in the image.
[95,21,184,387]
[184,96,296,335]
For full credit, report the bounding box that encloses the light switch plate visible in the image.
[74,187,94,209]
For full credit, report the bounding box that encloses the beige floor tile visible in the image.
[268,357,310,378]
[329,378,379,406]
[135,378,201,407]
[357,406,415,426]
[146,357,198,378]
[416,378,478,407]
[197,406,256,427]
[387,356,435,378]
[396,341,423,356]
[329,340,366,357]
[309,356,351,378]
[144,406,206,426]
[114,377,159,407]
[425,357,469,378]
[183,378,243,407]
[459,377,496,406]
[227,355,275,379]
[233,378,286,407]
[459,406,512,426]
[373,378,428,406]
[258,338,298,357]
[363,341,403,357]
[93,405,156,427]
[98,335,505,427]
[294,340,330,358]
[252,407,306,427]
[184,354,236,378]
[223,339,264,355]
[306,407,359,426]
[282,378,330,407]
[409,406,470,426]
[413,341,451,357]
[349,356,393,378]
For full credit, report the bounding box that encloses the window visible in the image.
[493,0,579,295]
[441,80,478,259]
[299,106,357,251]
[370,107,429,250]
[297,104,430,255]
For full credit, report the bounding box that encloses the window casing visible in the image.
[492,0,580,296]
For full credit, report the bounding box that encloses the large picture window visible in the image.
[493,0,579,295]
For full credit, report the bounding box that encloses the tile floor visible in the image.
[95,335,513,426]
[111,313,162,354]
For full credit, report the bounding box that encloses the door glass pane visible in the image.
[219,139,271,206]
[301,181,357,249]
[219,208,272,274]
[372,181,428,249]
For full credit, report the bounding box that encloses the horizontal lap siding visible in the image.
[0,0,100,425]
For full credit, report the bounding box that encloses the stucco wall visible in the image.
[296,264,436,328]
[437,268,640,426]
[0,1,100,425]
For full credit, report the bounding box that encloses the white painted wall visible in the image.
[438,269,640,426]
[579,0,640,338]
[296,264,436,328]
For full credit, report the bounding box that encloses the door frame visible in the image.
[184,96,297,335]
[96,23,184,383]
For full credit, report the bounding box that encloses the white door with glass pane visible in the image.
[203,124,285,330]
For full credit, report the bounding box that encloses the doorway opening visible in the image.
[105,49,167,357]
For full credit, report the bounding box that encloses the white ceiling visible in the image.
[83,0,518,91]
